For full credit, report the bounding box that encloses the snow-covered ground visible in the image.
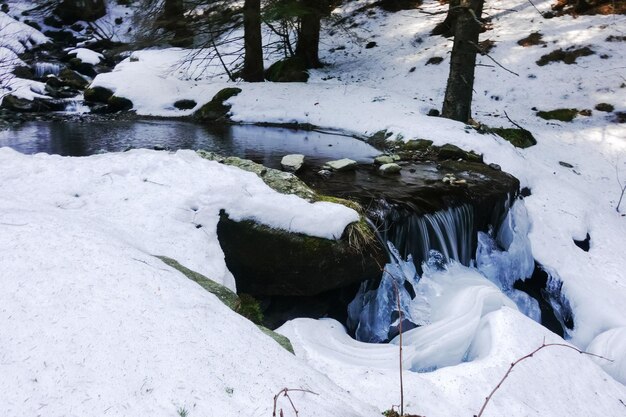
[1,0,626,416]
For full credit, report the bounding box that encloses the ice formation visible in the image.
[348,199,550,369]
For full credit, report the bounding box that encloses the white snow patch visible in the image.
[68,48,104,65]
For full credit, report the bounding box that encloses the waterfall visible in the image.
[34,62,61,78]
[348,199,554,345]
[371,198,509,270]
[63,99,90,113]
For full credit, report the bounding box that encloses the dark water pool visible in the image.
[0,120,378,169]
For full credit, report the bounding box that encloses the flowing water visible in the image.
[1,119,573,362]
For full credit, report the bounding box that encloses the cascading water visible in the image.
[34,62,61,78]
[375,202,475,268]
[348,198,568,350]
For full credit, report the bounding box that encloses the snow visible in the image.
[0,187,374,417]
[0,11,48,97]
[68,48,104,65]
[2,0,626,415]
[0,148,358,290]
[280,309,626,417]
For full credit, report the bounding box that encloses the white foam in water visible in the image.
[393,261,517,371]
[63,99,90,113]
[347,199,546,370]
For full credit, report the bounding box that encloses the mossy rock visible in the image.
[490,128,537,148]
[536,108,578,122]
[216,212,386,297]
[435,143,482,162]
[367,129,394,148]
[1,95,35,112]
[595,103,614,112]
[12,65,34,80]
[156,256,294,354]
[257,325,294,353]
[59,68,89,89]
[402,138,433,151]
[107,95,133,112]
[157,256,240,309]
[238,293,264,324]
[84,86,114,103]
[174,99,197,110]
[265,57,309,83]
[194,87,242,121]
[197,150,317,201]
[68,57,97,77]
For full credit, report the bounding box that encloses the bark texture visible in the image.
[242,0,265,82]
[441,0,485,123]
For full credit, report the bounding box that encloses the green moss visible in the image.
[436,143,482,162]
[157,256,240,309]
[257,325,294,354]
[194,87,242,121]
[156,256,295,354]
[402,138,433,151]
[84,86,113,103]
[265,57,309,82]
[368,129,394,148]
[536,108,578,122]
[107,95,133,112]
[595,103,614,112]
[490,128,537,148]
[238,293,263,325]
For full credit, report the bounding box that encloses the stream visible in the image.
[0,118,574,371]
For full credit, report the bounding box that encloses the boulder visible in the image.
[174,99,197,110]
[281,154,305,172]
[1,95,65,112]
[265,57,309,83]
[194,88,242,121]
[379,163,402,174]
[216,213,386,297]
[324,158,357,171]
[436,143,482,162]
[58,68,89,90]
[68,58,97,78]
[197,150,316,201]
[107,96,133,112]
[374,155,395,165]
[157,256,294,353]
[84,86,114,103]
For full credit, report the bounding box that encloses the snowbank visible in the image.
[88,0,626,373]
[0,149,358,290]
[68,47,104,65]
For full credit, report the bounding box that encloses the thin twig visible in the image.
[469,41,519,76]
[272,388,319,417]
[503,110,526,131]
[526,0,545,17]
[391,279,404,417]
[475,342,613,417]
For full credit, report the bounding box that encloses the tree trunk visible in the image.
[293,0,338,69]
[162,0,193,47]
[431,0,460,37]
[295,0,325,69]
[242,0,265,82]
[441,0,484,123]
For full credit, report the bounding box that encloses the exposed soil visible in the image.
[536,46,594,66]
[517,32,546,47]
